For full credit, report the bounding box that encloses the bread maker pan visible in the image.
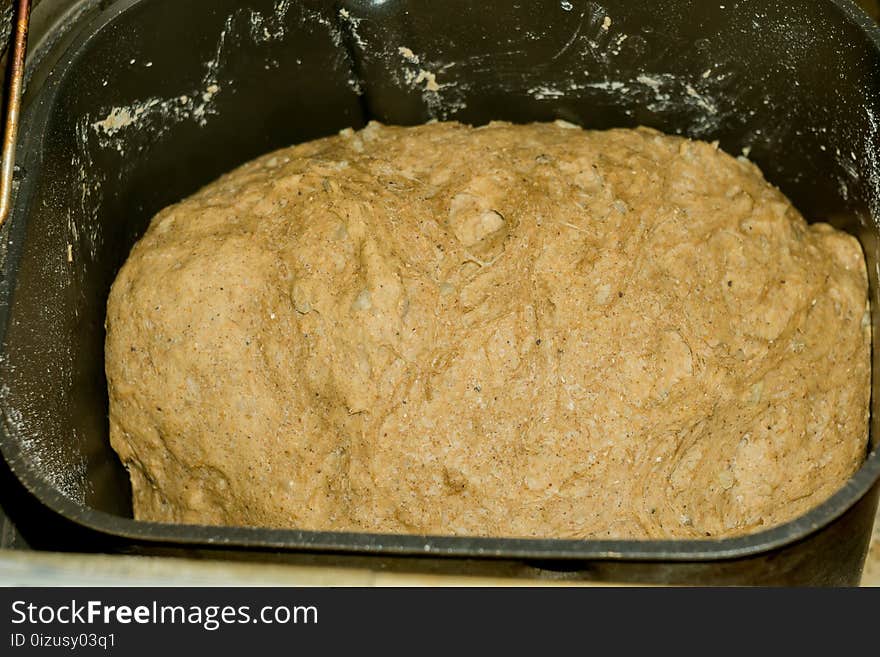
[1,0,880,585]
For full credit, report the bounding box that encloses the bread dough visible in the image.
[105,121,870,539]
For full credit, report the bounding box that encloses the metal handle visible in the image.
[0,0,32,229]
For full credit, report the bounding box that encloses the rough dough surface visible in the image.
[105,121,870,539]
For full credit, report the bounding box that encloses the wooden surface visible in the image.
[861,507,880,585]
[0,536,876,585]
[0,549,621,587]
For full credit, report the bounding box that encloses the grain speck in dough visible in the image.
[105,121,870,539]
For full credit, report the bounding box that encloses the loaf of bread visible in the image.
[105,121,870,539]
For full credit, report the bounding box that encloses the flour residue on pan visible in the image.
[336,1,731,130]
[91,85,221,147]
[392,44,464,117]
[338,7,367,50]
[74,0,361,267]
[72,119,103,267]
[84,0,349,153]
[86,19,229,152]
[523,73,725,137]
[329,2,469,119]
[248,0,293,42]
[396,46,442,92]
[529,3,728,136]
[0,382,90,506]
[529,85,567,100]
[75,1,354,263]
[861,107,880,223]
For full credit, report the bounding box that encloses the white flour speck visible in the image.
[398,46,420,65]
